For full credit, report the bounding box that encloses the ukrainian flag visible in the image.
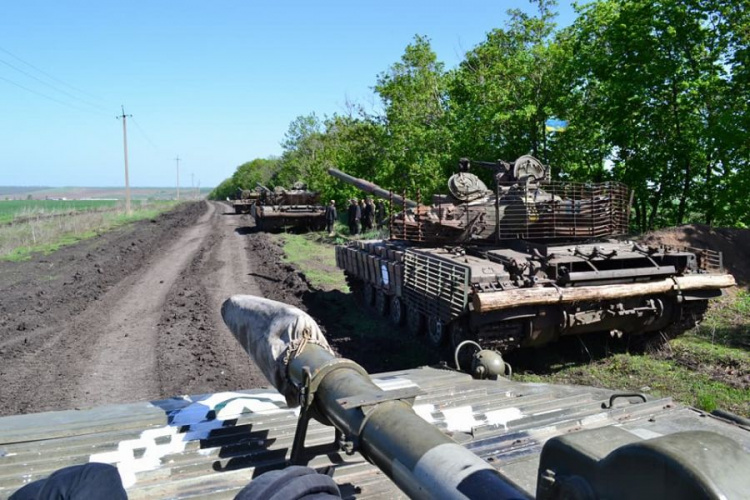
[545,118,568,132]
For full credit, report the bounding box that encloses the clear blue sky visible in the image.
[0,1,576,188]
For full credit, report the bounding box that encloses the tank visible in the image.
[330,157,736,352]
[231,187,260,214]
[250,181,326,231]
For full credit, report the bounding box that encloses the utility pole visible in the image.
[191,172,195,200]
[117,106,132,214]
[175,156,180,201]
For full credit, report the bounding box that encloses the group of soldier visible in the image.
[324,197,386,236]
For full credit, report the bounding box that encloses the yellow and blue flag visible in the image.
[545,118,568,132]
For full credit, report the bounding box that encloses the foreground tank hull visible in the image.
[336,238,734,351]
[2,296,747,499]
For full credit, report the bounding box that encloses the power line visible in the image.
[0,73,107,116]
[0,57,107,112]
[0,45,106,104]
[130,116,160,151]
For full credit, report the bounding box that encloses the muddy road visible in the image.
[0,201,275,416]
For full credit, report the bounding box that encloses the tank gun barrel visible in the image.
[256,182,271,192]
[221,296,524,500]
[328,168,418,208]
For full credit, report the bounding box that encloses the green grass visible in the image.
[514,345,749,415]
[274,232,349,290]
[692,290,750,348]
[0,199,119,223]
[1,202,177,261]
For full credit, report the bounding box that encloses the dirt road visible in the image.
[0,201,269,416]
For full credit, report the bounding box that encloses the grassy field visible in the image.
[275,230,749,416]
[0,201,178,261]
[0,186,212,201]
[0,199,120,224]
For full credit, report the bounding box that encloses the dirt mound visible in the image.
[640,224,750,287]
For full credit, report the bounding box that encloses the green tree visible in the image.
[232,157,280,191]
[562,0,749,229]
[448,0,560,166]
[375,35,452,199]
[208,178,238,200]
[319,112,387,206]
[275,114,326,188]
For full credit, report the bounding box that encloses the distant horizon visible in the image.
[0,186,212,200]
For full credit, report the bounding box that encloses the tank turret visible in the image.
[329,156,630,244]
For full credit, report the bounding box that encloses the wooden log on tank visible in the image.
[472,274,737,313]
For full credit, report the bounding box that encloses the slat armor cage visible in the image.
[403,250,470,324]
[389,181,631,243]
[495,180,630,240]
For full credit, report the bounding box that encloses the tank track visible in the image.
[635,300,709,352]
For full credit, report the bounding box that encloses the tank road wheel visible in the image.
[363,283,375,308]
[427,317,446,347]
[375,290,389,317]
[389,295,405,326]
[406,305,424,336]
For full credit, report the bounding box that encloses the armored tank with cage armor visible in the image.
[250,182,326,231]
[330,156,735,353]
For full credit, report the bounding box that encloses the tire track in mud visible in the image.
[0,201,270,416]
[0,203,208,416]
[156,203,267,396]
[67,202,218,407]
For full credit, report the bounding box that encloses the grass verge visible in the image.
[514,335,749,416]
[274,232,347,290]
[1,201,178,261]
[271,230,438,371]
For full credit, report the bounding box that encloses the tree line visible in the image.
[210,0,749,230]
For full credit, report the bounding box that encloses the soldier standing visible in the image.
[347,199,361,235]
[375,200,386,230]
[362,198,374,231]
[324,200,337,235]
